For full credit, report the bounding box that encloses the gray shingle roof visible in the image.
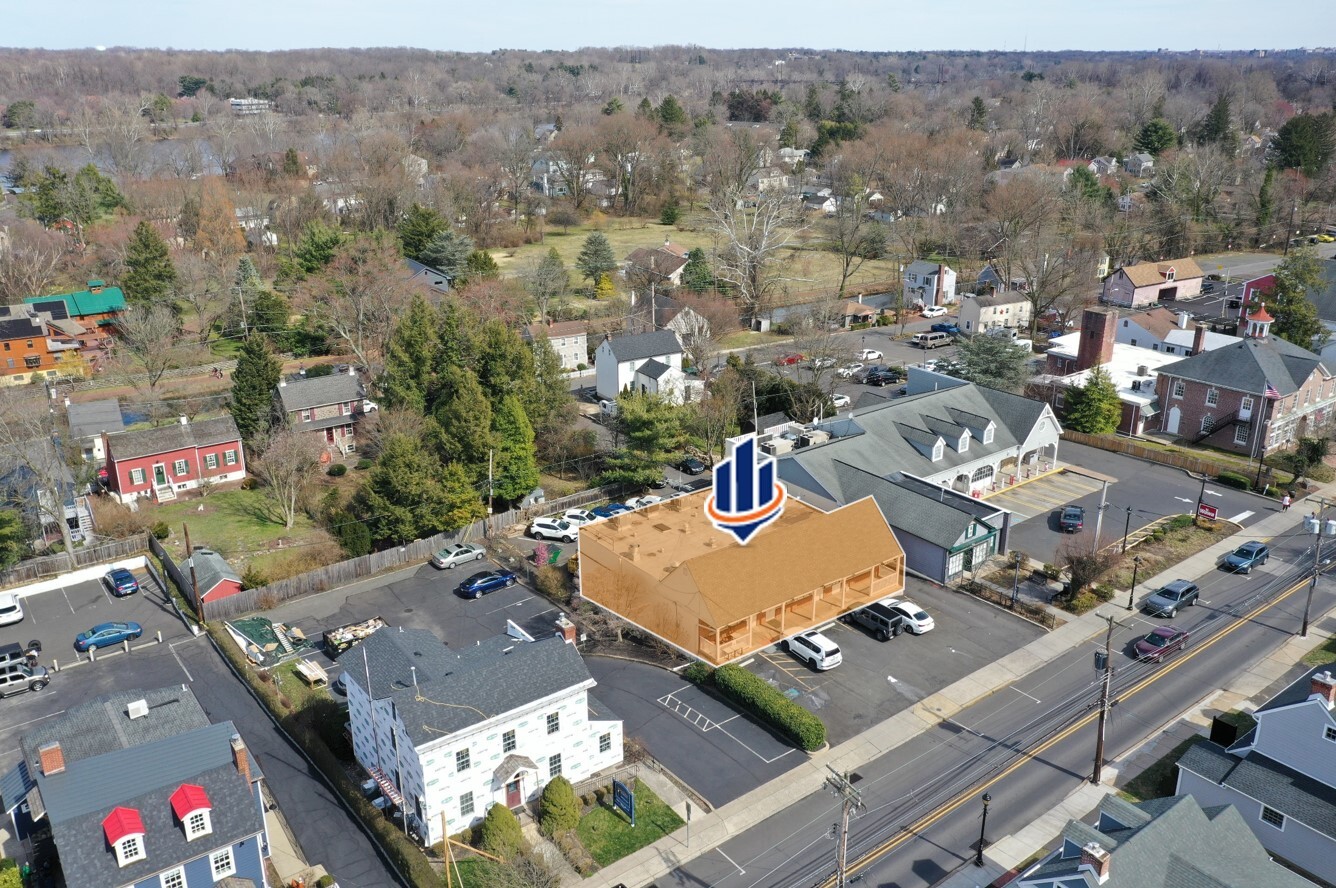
[638,358,673,380]
[356,629,595,747]
[1255,661,1336,714]
[108,416,241,461]
[67,398,125,440]
[906,259,945,276]
[276,373,363,414]
[1179,740,1336,840]
[19,687,208,768]
[971,291,1029,307]
[1019,794,1316,888]
[188,549,242,598]
[829,462,993,550]
[1159,336,1326,397]
[605,330,682,363]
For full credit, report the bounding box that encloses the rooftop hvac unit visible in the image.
[761,438,794,457]
[804,429,832,446]
[127,699,149,720]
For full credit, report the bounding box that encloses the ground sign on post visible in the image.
[1197,502,1218,521]
[612,779,635,827]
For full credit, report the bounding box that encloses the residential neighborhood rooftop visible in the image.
[106,415,242,461]
[276,371,363,414]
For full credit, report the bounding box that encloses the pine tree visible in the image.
[490,395,540,504]
[288,221,345,277]
[479,803,526,859]
[1256,166,1275,230]
[1063,366,1122,434]
[356,435,483,544]
[0,509,27,570]
[282,147,301,177]
[419,230,474,283]
[432,368,494,477]
[229,335,282,446]
[539,776,580,837]
[122,221,178,306]
[1198,92,1233,146]
[380,294,440,412]
[1133,118,1177,156]
[657,95,689,130]
[464,249,500,282]
[599,392,686,487]
[967,96,988,131]
[1271,112,1336,177]
[575,232,617,283]
[681,248,715,292]
[396,203,446,261]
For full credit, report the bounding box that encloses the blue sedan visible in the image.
[102,568,140,597]
[1222,541,1270,574]
[457,570,518,599]
[591,503,633,520]
[75,621,143,652]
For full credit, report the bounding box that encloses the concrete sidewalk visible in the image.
[579,486,1323,888]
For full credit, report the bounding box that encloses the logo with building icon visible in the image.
[705,434,788,544]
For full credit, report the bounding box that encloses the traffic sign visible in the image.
[1197,502,1218,520]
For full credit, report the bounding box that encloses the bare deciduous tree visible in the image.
[250,427,325,529]
[0,387,77,557]
[112,303,201,398]
[0,221,66,303]
[299,235,417,369]
[709,189,807,322]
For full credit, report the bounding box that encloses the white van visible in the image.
[911,331,952,349]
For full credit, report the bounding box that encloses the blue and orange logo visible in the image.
[705,435,787,545]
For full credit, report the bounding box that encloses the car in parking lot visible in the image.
[1221,541,1270,573]
[836,362,863,379]
[528,518,577,542]
[929,322,960,335]
[102,568,140,597]
[830,393,851,409]
[677,456,707,475]
[1059,505,1085,533]
[430,542,487,569]
[561,509,598,527]
[1134,626,1190,662]
[881,598,934,634]
[456,569,518,599]
[591,503,634,520]
[865,370,900,387]
[0,593,23,627]
[626,495,663,509]
[843,601,905,641]
[784,630,842,670]
[857,348,883,361]
[0,643,49,697]
[775,353,805,366]
[1143,580,1199,618]
[75,621,143,652]
[921,305,949,318]
[810,356,836,369]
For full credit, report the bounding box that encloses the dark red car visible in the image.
[775,353,805,366]
[1134,626,1189,663]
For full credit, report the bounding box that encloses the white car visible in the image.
[857,348,883,361]
[561,509,598,527]
[0,593,23,627]
[880,598,935,634]
[830,393,852,409]
[836,362,863,379]
[429,542,487,569]
[810,356,836,369]
[528,518,577,543]
[921,305,949,318]
[625,495,663,509]
[784,630,842,670]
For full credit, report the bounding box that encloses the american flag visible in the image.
[1265,381,1281,400]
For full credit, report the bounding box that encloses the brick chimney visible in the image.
[1310,671,1336,708]
[1192,324,1208,355]
[555,615,577,644]
[1080,841,1112,883]
[1076,308,1117,372]
[38,741,65,776]
[230,734,252,785]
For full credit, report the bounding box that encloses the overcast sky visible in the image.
[5,0,1331,53]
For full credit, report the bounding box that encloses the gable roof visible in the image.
[357,630,594,747]
[829,462,998,549]
[276,373,363,414]
[66,399,125,440]
[970,291,1029,308]
[1118,258,1205,288]
[637,358,674,380]
[905,259,947,276]
[1158,335,1326,397]
[24,282,127,318]
[188,549,242,599]
[524,321,588,341]
[18,687,209,768]
[108,416,242,462]
[624,245,689,278]
[603,329,682,363]
[0,305,45,341]
[1257,661,1336,714]
[1179,740,1336,841]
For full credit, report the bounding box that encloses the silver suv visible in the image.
[0,644,48,698]
[1143,580,1199,618]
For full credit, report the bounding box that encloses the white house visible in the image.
[903,260,957,307]
[958,292,1032,335]
[524,320,589,372]
[345,625,623,846]
[1115,306,1240,356]
[65,397,124,463]
[1125,152,1155,177]
[594,329,685,403]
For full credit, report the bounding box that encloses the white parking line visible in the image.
[1227,510,1255,523]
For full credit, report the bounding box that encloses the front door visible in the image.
[1165,406,1181,435]
[505,778,522,808]
[326,428,335,443]
[153,464,167,486]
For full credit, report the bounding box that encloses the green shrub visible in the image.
[327,463,348,477]
[1216,471,1252,490]
[151,520,171,540]
[0,859,18,888]
[334,517,373,557]
[539,776,580,836]
[1150,530,1166,542]
[682,662,714,685]
[713,663,826,751]
[480,802,527,858]
[1041,562,1062,579]
[316,876,336,888]
[1092,584,1116,602]
[305,363,336,378]
[355,458,373,470]
[1066,591,1100,614]
[240,564,268,590]
[1164,515,1194,531]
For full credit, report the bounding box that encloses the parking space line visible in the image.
[1012,687,1040,703]
[656,690,795,765]
[5,710,65,733]
[169,639,196,682]
[59,586,75,614]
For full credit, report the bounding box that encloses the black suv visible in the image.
[843,602,906,641]
[865,370,900,387]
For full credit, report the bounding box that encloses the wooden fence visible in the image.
[958,578,1058,630]
[61,359,239,394]
[0,534,149,590]
[1060,430,1248,479]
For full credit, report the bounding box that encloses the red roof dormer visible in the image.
[169,784,212,820]
[102,806,145,845]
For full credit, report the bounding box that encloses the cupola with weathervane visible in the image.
[1245,303,1273,339]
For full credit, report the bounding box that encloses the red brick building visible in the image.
[1153,306,1336,455]
[104,416,246,505]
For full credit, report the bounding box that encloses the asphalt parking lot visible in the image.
[744,577,1045,745]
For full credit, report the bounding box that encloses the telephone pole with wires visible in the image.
[1302,497,1336,637]
[1092,614,1125,784]
[825,766,865,887]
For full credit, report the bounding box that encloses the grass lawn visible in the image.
[443,858,496,887]
[151,488,327,564]
[719,329,788,350]
[1303,635,1336,667]
[576,779,684,868]
[1119,736,1203,802]
[1103,519,1235,589]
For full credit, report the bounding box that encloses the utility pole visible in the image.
[825,766,865,888]
[183,523,201,620]
[1092,614,1115,785]
[1092,478,1110,554]
[1303,497,1336,637]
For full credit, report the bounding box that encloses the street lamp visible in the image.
[974,792,992,867]
[1012,551,1024,608]
[1127,555,1143,611]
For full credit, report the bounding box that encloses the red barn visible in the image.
[104,416,246,505]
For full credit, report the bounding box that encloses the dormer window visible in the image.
[187,809,211,839]
[117,835,145,867]
[931,440,944,461]
[170,783,213,841]
[103,806,146,868]
[958,432,969,453]
[982,425,995,444]
[1165,267,1175,281]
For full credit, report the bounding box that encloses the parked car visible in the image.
[1059,505,1085,533]
[1134,626,1190,663]
[857,348,883,361]
[843,602,905,641]
[0,645,48,698]
[810,356,836,369]
[830,393,852,409]
[430,542,487,569]
[102,568,140,597]
[1143,580,1200,618]
[930,322,961,335]
[784,630,842,670]
[881,598,935,634]
[1221,542,1270,574]
[456,570,518,599]
[677,456,707,475]
[836,362,864,378]
[626,495,663,509]
[775,353,805,366]
[0,593,23,627]
[75,621,143,653]
[921,305,949,318]
[561,509,598,527]
[528,518,577,543]
[598,399,619,418]
[865,370,899,387]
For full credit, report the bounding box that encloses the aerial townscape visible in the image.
[4,7,1336,888]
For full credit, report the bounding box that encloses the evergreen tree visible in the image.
[575,232,617,283]
[656,95,689,130]
[635,97,655,119]
[396,203,446,261]
[1063,365,1122,434]
[952,334,1032,393]
[229,335,282,446]
[251,290,291,345]
[178,195,200,241]
[490,394,541,504]
[1256,166,1275,229]
[288,221,346,277]
[380,294,440,412]
[659,200,681,226]
[464,249,500,282]
[599,392,686,487]
[539,776,580,837]
[1133,118,1177,156]
[419,229,474,283]
[472,319,536,404]
[1068,166,1109,205]
[122,221,178,306]
[593,272,617,300]
[1268,247,1328,350]
[681,248,715,292]
[479,803,526,859]
[527,335,577,451]
[356,435,482,544]
[967,96,988,131]
[1271,112,1336,177]
[1197,92,1233,147]
[282,147,301,177]
[432,368,494,476]
[0,509,27,570]
[778,118,800,149]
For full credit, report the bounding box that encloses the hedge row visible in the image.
[1216,471,1253,490]
[713,664,826,751]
